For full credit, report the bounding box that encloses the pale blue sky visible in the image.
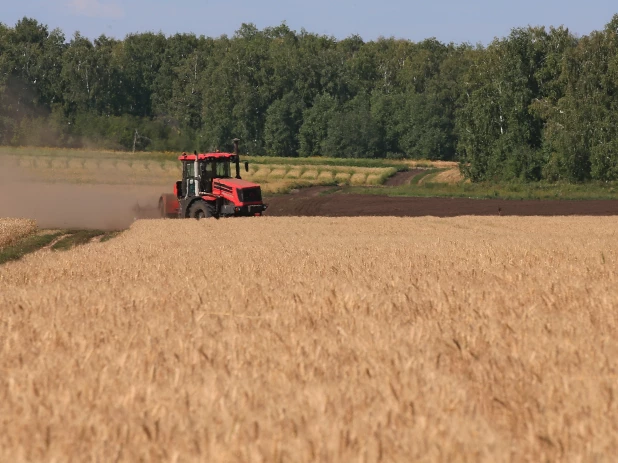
[3,0,617,44]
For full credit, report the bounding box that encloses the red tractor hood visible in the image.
[217,178,261,189]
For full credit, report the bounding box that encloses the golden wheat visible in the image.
[1,217,618,461]
[350,172,368,185]
[431,168,464,184]
[0,218,37,248]
[406,160,459,169]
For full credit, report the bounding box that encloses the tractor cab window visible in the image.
[199,161,214,193]
[215,160,231,178]
[183,161,197,196]
[200,161,215,177]
[183,161,195,179]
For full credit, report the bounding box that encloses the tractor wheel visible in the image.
[189,201,213,220]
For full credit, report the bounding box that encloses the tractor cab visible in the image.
[177,152,238,197]
[160,139,267,219]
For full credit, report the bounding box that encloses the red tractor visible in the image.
[159,139,267,219]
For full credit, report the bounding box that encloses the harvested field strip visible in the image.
[1,217,618,460]
[243,155,404,169]
[268,168,288,178]
[335,172,351,182]
[242,164,396,183]
[300,169,318,179]
[285,168,301,178]
[0,146,407,170]
[2,154,397,190]
[365,173,382,184]
[260,180,339,194]
[350,172,368,184]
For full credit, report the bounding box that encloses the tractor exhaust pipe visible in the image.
[233,138,241,179]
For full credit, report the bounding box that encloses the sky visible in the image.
[3,0,618,44]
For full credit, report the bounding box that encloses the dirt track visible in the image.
[383,169,425,186]
[265,190,618,217]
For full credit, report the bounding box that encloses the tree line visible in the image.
[2,16,618,181]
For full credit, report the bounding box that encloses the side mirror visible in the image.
[244,161,249,172]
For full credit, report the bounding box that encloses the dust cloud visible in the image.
[0,157,163,230]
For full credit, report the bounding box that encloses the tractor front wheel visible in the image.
[189,201,214,220]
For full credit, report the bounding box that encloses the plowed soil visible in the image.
[265,189,618,217]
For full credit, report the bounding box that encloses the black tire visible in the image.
[189,201,214,220]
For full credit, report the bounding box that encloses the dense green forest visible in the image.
[2,16,618,181]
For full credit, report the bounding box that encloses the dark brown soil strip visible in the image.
[265,193,618,217]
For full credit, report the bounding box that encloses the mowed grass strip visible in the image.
[0,231,63,264]
[51,230,108,251]
[99,231,122,243]
[0,228,121,264]
[349,177,618,200]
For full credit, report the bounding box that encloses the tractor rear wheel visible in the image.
[189,201,214,220]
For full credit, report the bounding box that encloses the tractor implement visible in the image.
[159,139,268,219]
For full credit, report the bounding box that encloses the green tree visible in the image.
[298,93,338,157]
[264,92,304,156]
[323,93,379,158]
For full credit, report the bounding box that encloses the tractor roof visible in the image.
[178,152,236,161]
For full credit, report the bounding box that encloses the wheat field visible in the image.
[0,218,37,248]
[430,168,464,184]
[1,217,618,461]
